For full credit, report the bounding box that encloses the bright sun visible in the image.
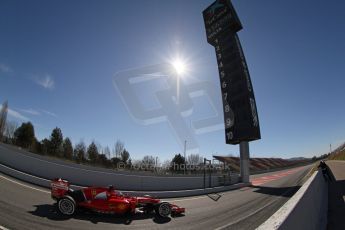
[172,59,186,75]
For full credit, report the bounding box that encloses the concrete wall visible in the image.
[257,169,328,230]
[0,144,240,191]
[0,163,246,198]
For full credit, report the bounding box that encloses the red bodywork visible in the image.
[51,178,185,216]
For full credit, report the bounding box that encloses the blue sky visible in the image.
[1,0,345,161]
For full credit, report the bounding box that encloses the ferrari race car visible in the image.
[51,178,185,218]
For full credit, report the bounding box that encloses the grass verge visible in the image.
[328,149,345,161]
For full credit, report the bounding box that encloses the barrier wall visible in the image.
[257,169,328,230]
[0,144,240,191]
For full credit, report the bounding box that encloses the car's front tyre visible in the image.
[58,196,76,216]
[155,202,171,218]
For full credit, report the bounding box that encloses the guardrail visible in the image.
[257,169,328,230]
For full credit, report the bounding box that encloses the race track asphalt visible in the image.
[0,164,312,230]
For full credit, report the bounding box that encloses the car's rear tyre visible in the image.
[155,202,171,218]
[58,196,76,216]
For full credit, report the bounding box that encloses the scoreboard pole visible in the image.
[239,142,250,183]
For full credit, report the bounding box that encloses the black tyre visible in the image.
[155,202,171,218]
[58,196,76,216]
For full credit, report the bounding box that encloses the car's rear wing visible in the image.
[51,178,70,199]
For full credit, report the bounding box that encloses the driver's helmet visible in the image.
[108,185,114,192]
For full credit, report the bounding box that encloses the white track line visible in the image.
[0,175,49,194]
[214,196,283,230]
[215,182,298,229]
[215,167,310,230]
[0,164,50,181]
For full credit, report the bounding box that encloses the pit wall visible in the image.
[257,169,328,230]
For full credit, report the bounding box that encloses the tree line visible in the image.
[0,101,204,173]
[1,121,204,173]
[3,121,131,168]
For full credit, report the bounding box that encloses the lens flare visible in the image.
[172,59,186,75]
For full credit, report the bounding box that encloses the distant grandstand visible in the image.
[213,155,311,174]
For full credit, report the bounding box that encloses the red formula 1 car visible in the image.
[51,178,185,218]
